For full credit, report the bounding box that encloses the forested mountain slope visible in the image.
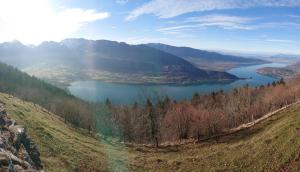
[0,62,96,130]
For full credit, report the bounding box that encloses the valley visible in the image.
[0,39,267,88]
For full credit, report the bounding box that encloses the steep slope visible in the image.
[132,101,300,171]
[0,103,43,171]
[0,39,238,85]
[146,43,266,71]
[1,92,300,171]
[0,93,123,171]
[0,62,96,131]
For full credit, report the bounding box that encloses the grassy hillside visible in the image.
[0,93,125,171]
[1,92,300,171]
[133,101,300,172]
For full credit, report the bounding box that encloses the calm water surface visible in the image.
[68,63,287,104]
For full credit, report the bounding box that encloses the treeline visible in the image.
[101,76,300,145]
[0,62,97,130]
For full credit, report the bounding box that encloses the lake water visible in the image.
[68,63,287,104]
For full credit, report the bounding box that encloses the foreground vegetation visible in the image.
[2,92,300,171]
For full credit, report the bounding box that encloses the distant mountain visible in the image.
[257,61,300,79]
[0,39,238,85]
[269,54,300,62]
[146,43,266,71]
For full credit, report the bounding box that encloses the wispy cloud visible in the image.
[116,0,129,5]
[126,0,300,21]
[157,24,201,33]
[185,14,254,23]
[126,36,172,44]
[255,22,300,29]
[0,0,110,44]
[157,14,300,35]
[288,14,300,19]
[265,39,298,44]
[157,14,256,34]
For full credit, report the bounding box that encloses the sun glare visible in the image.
[0,0,109,45]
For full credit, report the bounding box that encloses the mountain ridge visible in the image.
[0,39,239,85]
[146,43,266,71]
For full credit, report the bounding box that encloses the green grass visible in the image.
[1,92,300,171]
[0,93,131,172]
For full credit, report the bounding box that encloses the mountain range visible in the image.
[0,39,265,85]
[146,43,266,71]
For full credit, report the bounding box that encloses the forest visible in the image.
[1,62,300,146]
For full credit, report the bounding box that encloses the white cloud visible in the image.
[0,0,110,44]
[126,0,300,20]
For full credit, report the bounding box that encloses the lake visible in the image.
[68,63,287,104]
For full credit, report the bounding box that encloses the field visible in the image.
[1,92,300,171]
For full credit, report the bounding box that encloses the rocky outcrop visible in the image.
[0,103,43,171]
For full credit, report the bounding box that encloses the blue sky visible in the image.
[0,0,299,54]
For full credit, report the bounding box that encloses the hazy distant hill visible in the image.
[271,54,300,59]
[146,43,266,71]
[257,61,300,78]
[0,39,237,85]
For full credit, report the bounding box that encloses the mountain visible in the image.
[2,92,300,171]
[0,39,238,85]
[146,43,266,71]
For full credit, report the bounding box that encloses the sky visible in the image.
[0,0,299,54]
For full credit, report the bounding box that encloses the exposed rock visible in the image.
[0,103,43,171]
